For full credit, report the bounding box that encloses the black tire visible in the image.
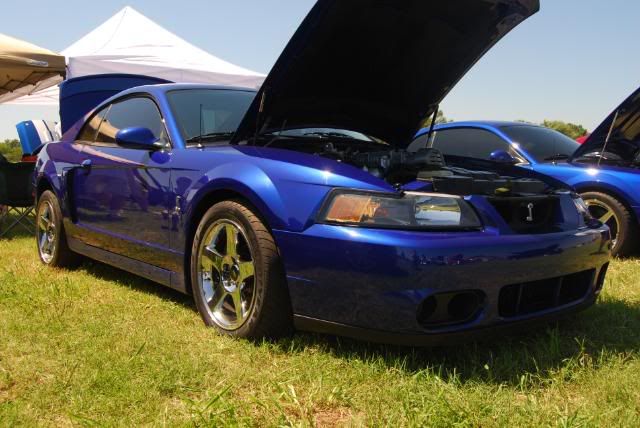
[190,200,293,339]
[581,191,638,257]
[36,190,82,268]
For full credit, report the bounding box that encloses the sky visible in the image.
[1,0,639,140]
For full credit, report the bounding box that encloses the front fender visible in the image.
[556,168,639,209]
[573,179,639,212]
[534,164,640,210]
[183,161,334,233]
[185,162,289,230]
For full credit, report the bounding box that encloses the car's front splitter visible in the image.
[293,294,598,347]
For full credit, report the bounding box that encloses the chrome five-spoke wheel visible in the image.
[35,191,81,268]
[37,200,56,264]
[584,198,620,247]
[191,200,292,339]
[581,191,637,257]
[197,219,256,330]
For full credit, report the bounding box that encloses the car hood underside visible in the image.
[232,0,540,148]
[573,86,640,162]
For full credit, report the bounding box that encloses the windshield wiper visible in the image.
[186,132,235,146]
[543,154,571,162]
[303,131,359,139]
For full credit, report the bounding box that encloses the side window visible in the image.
[76,107,109,143]
[431,128,510,160]
[94,97,169,146]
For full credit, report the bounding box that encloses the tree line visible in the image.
[0,139,23,162]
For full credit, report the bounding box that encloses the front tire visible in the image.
[581,191,637,257]
[36,190,82,268]
[190,200,293,339]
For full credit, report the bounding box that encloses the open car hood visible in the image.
[232,0,539,147]
[572,86,640,162]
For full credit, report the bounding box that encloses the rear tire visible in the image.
[581,191,637,257]
[190,200,293,340]
[36,190,82,268]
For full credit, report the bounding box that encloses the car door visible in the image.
[71,96,176,270]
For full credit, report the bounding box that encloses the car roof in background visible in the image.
[415,121,544,138]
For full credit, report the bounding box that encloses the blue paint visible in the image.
[415,121,640,224]
[35,84,611,340]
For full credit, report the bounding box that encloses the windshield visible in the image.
[500,125,580,163]
[167,89,255,145]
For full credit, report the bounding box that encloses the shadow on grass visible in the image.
[70,255,640,386]
[274,297,640,385]
[79,259,194,310]
[0,215,36,240]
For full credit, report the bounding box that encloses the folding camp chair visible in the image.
[0,162,35,238]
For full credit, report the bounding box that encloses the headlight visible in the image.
[319,190,482,230]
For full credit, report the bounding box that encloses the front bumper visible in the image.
[274,224,611,344]
[294,295,597,347]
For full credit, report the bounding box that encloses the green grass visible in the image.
[1,225,639,427]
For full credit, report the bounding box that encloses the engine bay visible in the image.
[260,136,550,197]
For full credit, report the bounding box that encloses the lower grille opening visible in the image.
[418,290,485,329]
[499,270,595,318]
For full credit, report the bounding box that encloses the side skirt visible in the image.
[67,237,188,294]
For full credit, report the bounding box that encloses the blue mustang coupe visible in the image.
[34,0,611,345]
[413,87,640,257]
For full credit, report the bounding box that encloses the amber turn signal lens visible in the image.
[324,194,379,223]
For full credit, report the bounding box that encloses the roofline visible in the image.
[121,83,259,95]
[415,121,546,137]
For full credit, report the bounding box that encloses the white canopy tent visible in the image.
[7,6,265,107]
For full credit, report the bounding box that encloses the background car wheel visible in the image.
[36,190,82,268]
[190,200,293,339]
[581,191,637,257]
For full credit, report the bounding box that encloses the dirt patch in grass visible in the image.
[314,407,356,427]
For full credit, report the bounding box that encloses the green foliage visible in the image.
[0,139,23,162]
[434,110,451,125]
[420,110,451,129]
[1,228,639,426]
[542,120,589,140]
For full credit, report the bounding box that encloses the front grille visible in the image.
[489,196,560,234]
[499,269,595,318]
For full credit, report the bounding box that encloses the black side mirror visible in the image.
[115,127,164,151]
[489,150,518,165]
